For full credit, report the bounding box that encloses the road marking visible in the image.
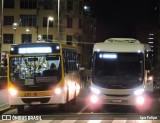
[9,120,24,123]
[135,120,153,123]
[36,120,53,123]
[0,104,10,112]
[0,103,8,108]
[77,105,88,114]
[60,120,78,123]
[88,120,102,123]
[112,119,126,123]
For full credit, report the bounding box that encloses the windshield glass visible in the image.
[92,52,144,89]
[9,55,61,91]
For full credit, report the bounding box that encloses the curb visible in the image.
[0,105,15,114]
[0,106,12,114]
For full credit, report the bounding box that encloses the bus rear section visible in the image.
[8,42,80,113]
[88,38,154,112]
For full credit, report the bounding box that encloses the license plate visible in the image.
[112,100,122,103]
[31,102,41,105]
[24,92,37,97]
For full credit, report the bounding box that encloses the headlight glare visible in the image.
[90,87,101,95]
[134,88,144,96]
[9,88,18,96]
[55,88,62,95]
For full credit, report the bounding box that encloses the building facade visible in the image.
[0,0,95,65]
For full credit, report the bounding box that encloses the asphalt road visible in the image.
[0,87,160,122]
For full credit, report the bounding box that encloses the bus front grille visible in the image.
[21,97,50,103]
[105,94,131,97]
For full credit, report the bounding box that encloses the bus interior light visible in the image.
[134,88,144,96]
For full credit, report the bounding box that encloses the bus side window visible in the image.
[65,59,68,73]
[63,51,68,74]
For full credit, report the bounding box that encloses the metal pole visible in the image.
[58,0,60,40]
[47,18,49,41]
[1,0,4,48]
[46,17,53,42]
[14,29,16,44]
[36,0,39,41]
[12,23,18,44]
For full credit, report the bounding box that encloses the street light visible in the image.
[47,16,54,41]
[38,35,42,41]
[25,28,30,33]
[12,22,18,43]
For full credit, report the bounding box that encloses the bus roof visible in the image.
[93,38,148,53]
[104,38,140,43]
[10,42,59,47]
[61,43,78,51]
[9,42,78,54]
[10,42,77,49]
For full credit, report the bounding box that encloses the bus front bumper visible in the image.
[9,93,67,106]
[87,93,153,107]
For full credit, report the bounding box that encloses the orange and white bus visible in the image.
[8,41,81,113]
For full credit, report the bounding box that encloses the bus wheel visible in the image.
[70,90,76,105]
[17,105,24,114]
[59,91,69,111]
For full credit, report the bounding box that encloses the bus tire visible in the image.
[17,105,24,114]
[59,90,69,111]
[70,90,76,105]
[66,87,70,105]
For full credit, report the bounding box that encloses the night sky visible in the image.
[95,0,155,42]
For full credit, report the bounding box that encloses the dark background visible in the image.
[95,0,155,42]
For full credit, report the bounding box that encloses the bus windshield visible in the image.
[9,55,61,91]
[92,52,144,89]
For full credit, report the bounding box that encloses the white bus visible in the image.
[88,38,153,111]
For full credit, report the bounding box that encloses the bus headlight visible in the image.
[90,95,99,104]
[136,96,145,105]
[55,88,62,95]
[9,88,18,96]
[134,88,144,96]
[90,87,101,95]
